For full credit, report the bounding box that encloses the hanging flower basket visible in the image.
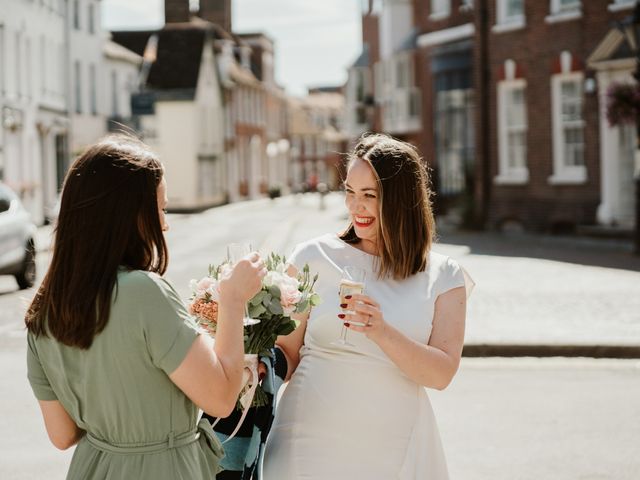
[606,82,640,127]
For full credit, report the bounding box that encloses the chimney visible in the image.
[199,0,232,32]
[165,0,190,24]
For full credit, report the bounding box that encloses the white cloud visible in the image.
[102,0,362,95]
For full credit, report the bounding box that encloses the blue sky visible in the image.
[102,0,363,96]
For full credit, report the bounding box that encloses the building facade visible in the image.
[350,0,639,232]
[0,0,70,224]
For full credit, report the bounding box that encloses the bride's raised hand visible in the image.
[342,293,386,339]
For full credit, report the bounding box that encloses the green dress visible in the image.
[27,270,224,479]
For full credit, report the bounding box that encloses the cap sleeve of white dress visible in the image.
[437,256,475,299]
[287,240,312,273]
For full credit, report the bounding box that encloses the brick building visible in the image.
[347,0,639,232]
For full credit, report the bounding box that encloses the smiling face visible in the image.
[344,157,380,254]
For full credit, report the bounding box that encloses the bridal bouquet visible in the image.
[188,253,320,410]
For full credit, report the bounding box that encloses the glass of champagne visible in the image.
[227,242,261,326]
[332,266,366,347]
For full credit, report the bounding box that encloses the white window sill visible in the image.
[608,3,635,12]
[545,11,582,24]
[547,171,587,185]
[492,21,526,34]
[494,173,529,185]
[429,12,451,21]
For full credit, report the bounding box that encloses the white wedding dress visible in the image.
[262,234,470,479]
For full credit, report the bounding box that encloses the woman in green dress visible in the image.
[25,135,266,479]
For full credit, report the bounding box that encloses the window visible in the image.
[497,0,524,25]
[89,63,97,115]
[430,0,450,19]
[0,26,4,95]
[609,0,635,11]
[26,38,31,100]
[15,32,21,98]
[111,70,119,116]
[74,60,82,113]
[550,0,581,15]
[73,0,80,30]
[496,80,528,184]
[40,36,46,94]
[550,73,586,183]
[88,3,95,34]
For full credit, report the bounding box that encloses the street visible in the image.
[1,193,639,479]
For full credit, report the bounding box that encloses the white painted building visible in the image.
[0,0,70,224]
[375,0,421,135]
[68,0,107,154]
[588,28,637,230]
[114,22,226,210]
[103,39,141,126]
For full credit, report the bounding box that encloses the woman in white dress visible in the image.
[263,134,473,480]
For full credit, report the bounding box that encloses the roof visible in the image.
[111,19,235,92]
[352,44,370,68]
[103,39,142,64]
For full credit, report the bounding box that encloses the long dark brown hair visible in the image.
[340,133,436,280]
[25,135,168,349]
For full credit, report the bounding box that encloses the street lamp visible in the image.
[617,1,640,254]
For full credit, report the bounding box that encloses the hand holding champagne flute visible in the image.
[333,266,366,347]
[227,243,262,326]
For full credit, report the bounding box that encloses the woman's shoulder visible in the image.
[426,250,472,296]
[427,250,459,270]
[117,269,176,299]
[290,233,342,256]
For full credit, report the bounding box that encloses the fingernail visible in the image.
[340,303,347,308]
[338,313,345,319]
[345,295,352,299]
[343,322,350,327]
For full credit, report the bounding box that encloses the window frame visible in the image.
[549,72,587,184]
[495,78,529,185]
[430,0,451,21]
[496,0,525,26]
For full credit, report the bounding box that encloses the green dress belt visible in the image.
[86,418,225,459]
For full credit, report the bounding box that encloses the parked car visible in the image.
[0,182,37,289]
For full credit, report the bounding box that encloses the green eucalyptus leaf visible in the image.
[277,322,296,336]
[250,290,267,306]
[296,299,309,313]
[269,298,284,315]
[249,304,267,318]
[268,285,281,299]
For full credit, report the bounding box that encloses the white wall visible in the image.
[68,0,107,153]
[378,0,412,60]
[104,54,138,119]
[142,101,199,209]
[0,0,69,224]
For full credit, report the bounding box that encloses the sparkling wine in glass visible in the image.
[332,266,366,347]
[227,242,261,326]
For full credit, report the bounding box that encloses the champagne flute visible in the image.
[227,242,261,326]
[332,266,366,347]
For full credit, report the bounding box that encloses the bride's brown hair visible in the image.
[340,133,436,280]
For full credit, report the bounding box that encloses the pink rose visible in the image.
[280,283,302,315]
[197,277,216,291]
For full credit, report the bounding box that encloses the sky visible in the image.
[102,0,363,96]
